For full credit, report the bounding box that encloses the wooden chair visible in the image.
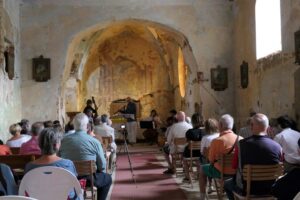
[73,160,97,200]
[171,137,187,177]
[10,147,20,155]
[213,153,235,200]
[233,164,284,200]
[183,140,201,188]
[0,155,38,171]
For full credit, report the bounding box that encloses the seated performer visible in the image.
[142,109,163,145]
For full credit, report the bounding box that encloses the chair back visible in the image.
[189,141,201,158]
[174,137,187,152]
[0,155,38,170]
[217,153,235,177]
[73,160,96,200]
[242,164,283,198]
[19,166,83,200]
[10,147,20,155]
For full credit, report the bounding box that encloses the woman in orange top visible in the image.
[0,139,12,155]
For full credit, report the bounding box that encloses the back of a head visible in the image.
[169,109,177,116]
[73,113,89,131]
[94,117,102,126]
[176,111,186,122]
[86,99,92,105]
[39,128,62,155]
[277,115,293,129]
[219,114,234,130]
[31,122,44,136]
[205,118,219,134]
[44,120,53,128]
[101,114,108,124]
[191,113,203,128]
[9,123,22,136]
[252,113,269,133]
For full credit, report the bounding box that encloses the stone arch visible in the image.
[62,19,199,121]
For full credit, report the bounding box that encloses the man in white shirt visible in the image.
[94,115,117,151]
[163,111,192,174]
[94,114,117,169]
[274,115,300,172]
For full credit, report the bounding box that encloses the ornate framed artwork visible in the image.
[32,55,50,82]
[211,65,228,91]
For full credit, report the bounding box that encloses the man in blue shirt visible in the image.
[59,113,112,200]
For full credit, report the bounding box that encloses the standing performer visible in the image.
[119,97,137,144]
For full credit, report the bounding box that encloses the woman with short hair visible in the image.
[25,127,77,175]
[6,123,31,148]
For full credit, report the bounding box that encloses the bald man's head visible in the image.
[176,111,186,122]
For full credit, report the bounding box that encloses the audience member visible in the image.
[271,138,300,200]
[59,113,112,200]
[19,122,44,155]
[94,114,117,152]
[182,113,204,181]
[274,115,300,172]
[224,113,282,200]
[0,139,11,155]
[43,120,53,128]
[163,111,192,174]
[20,119,31,135]
[238,118,252,138]
[24,127,78,199]
[199,118,220,193]
[64,121,75,137]
[87,122,95,137]
[94,114,117,170]
[6,124,31,148]
[200,118,220,160]
[199,114,238,200]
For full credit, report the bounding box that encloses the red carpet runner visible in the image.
[110,149,187,200]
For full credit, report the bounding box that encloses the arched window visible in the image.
[255,0,282,59]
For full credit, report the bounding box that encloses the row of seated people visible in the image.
[0,113,116,200]
[162,111,300,200]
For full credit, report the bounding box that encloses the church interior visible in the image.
[0,0,300,199]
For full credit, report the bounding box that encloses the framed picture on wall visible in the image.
[211,65,228,91]
[32,55,51,82]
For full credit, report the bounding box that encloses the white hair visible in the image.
[252,113,269,129]
[219,114,234,130]
[73,113,89,131]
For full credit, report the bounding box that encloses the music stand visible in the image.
[139,121,154,129]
